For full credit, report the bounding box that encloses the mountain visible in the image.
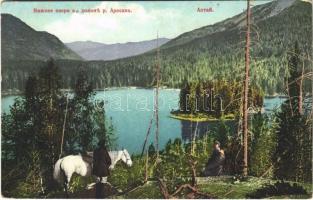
[162,0,298,49]
[1,14,82,61]
[66,38,170,61]
[2,0,312,95]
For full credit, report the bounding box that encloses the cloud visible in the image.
[3,1,271,44]
[44,2,182,43]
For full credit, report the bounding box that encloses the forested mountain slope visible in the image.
[2,0,311,95]
[162,0,297,49]
[1,14,82,61]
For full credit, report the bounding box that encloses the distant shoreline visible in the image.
[1,90,24,97]
[1,88,287,98]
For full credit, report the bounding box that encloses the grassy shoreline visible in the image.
[170,112,235,122]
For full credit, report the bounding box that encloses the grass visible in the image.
[198,177,274,198]
[170,112,235,122]
[116,177,312,199]
[123,182,163,199]
[49,159,312,199]
[48,137,312,199]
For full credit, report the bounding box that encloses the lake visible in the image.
[1,88,286,154]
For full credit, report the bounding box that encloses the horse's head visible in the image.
[121,149,132,167]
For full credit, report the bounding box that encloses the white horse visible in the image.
[53,149,132,196]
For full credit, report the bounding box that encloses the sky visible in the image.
[1,1,271,44]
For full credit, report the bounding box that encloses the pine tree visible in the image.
[67,68,116,153]
[2,60,117,196]
[69,68,95,152]
[35,59,64,191]
[179,82,189,113]
[250,113,277,177]
[274,42,312,182]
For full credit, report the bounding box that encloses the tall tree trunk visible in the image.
[141,114,154,157]
[155,32,160,158]
[59,95,69,159]
[144,150,149,183]
[311,3,313,140]
[309,5,313,182]
[242,0,251,176]
[286,77,294,116]
[298,59,304,115]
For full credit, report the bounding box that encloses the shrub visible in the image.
[246,181,308,198]
[249,113,277,177]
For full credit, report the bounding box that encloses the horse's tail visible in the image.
[53,158,63,182]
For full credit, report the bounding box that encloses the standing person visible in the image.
[93,139,111,198]
[203,140,225,176]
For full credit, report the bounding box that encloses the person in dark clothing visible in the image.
[203,141,225,176]
[93,139,111,198]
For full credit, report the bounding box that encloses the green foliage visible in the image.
[274,106,312,182]
[148,143,156,155]
[69,175,94,193]
[221,112,279,177]
[2,98,30,163]
[223,136,243,175]
[177,80,263,118]
[42,130,311,198]
[65,69,116,154]
[249,113,277,177]
[155,137,212,192]
[5,59,65,192]
[246,181,308,199]
[10,151,43,198]
[107,136,213,194]
[1,59,65,195]
[124,183,163,199]
[156,140,189,184]
[108,157,146,190]
[1,60,116,197]
[122,176,311,199]
[274,42,312,181]
[274,42,312,182]
[211,119,232,148]
[74,68,94,99]
[66,69,96,152]
[155,137,213,182]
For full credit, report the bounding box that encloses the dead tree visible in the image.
[157,157,215,199]
[157,178,215,199]
[242,0,251,177]
[59,94,69,159]
[189,159,197,187]
[286,76,295,117]
[298,58,305,115]
[144,150,149,183]
[155,32,161,158]
[141,113,154,157]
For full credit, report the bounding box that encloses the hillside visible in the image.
[2,0,312,94]
[1,14,82,61]
[66,38,170,61]
[162,0,297,49]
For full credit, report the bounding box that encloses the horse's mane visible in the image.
[84,150,130,164]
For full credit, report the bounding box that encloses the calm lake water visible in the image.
[1,88,286,154]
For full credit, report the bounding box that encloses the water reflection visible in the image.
[180,120,237,142]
